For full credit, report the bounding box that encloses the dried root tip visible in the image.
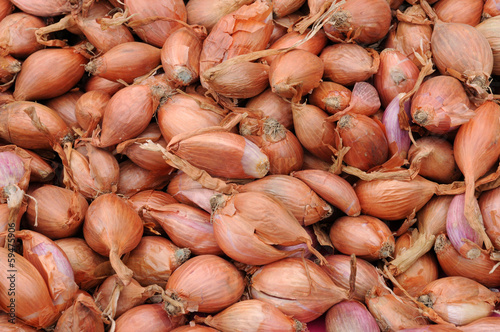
[162,292,186,317]
[263,118,287,142]
[338,114,353,128]
[173,67,194,86]
[210,194,227,213]
[380,241,395,259]
[412,109,429,126]
[324,96,342,111]
[466,247,481,260]
[84,59,101,75]
[294,319,306,332]
[417,294,433,308]
[175,248,191,265]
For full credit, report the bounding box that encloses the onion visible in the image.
[454,101,500,250]
[115,303,186,332]
[410,75,473,134]
[323,0,391,44]
[85,42,161,85]
[0,248,59,328]
[264,29,327,65]
[408,136,462,184]
[479,187,500,250]
[13,48,88,101]
[476,16,500,76]
[374,49,419,108]
[244,118,304,175]
[92,84,166,148]
[393,231,439,297]
[168,131,269,179]
[292,169,361,216]
[329,215,395,260]
[157,92,226,142]
[84,75,124,96]
[45,91,84,131]
[238,174,332,226]
[433,0,483,26]
[150,203,223,255]
[197,299,306,331]
[0,146,31,197]
[19,148,53,183]
[325,301,379,332]
[74,90,109,136]
[270,49,324,99]
[291,103,337,162]
[320,44,379,86]
[434,234,500,288]
[382,93,411,158]
[164,254,245,315]
[483,0,500,18]
[124,0,187,47]
[0,101,71,150]
[241,88,293,131]
[162,26,206,86]
[309,81,352,115]
[0,0,12,22]
[0,55,20,92]
[211,192,326,265]
[333,82,381,121]
[417,276,500,325]
[54,291,104,332]
[125,236,190,288]
[186,0,253,31]
[250,257,348,322]
[25,184,88,239]
[337,113,389,171]
[460,317,500,331]
[127,189,177,235]
[322,254,380,302]
[166,171,216,212]
[55,237,113,291]
[9,230,78,312]
[116,160,172,197]
[83,193,144,286]
[9,0,71,17]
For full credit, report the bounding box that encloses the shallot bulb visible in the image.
[309,81,352,115]
[433,0,483,26]
[243,88,293,130]
[115,304,186,332]
[45,91,84,131]
[479,186,500,250]
[186,0,254,31]
[476,15,500,76]
[0,12,44,58]
[166,171,216,212]
[54,291,104,332]
[326,301,379,332]
[382,93,411,158]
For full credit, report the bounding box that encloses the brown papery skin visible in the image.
[434,233,500,288]
[354,176,439,220]
[337,113,389,171]
[199,0,273,87]
[320,44,379,86]
[25,184,88,239]
[394,231,439,297]
[125,236,190,288]
[54,291,104,332]
[127,189,177,235]
[417,195,453,236]
[162,27,205,86]
[417,276,500,325]
[13,48,87,101]
[270,49,324,99]
[250,258,348,323]
[166,255,245,315]
[410,76,473,134]
[85,42,161,84]
[73,1,134,53]
[476,16,500,75]
[292,169,361,216]
[309,81,352,115]
[83,193,144,286]
[157,93,226,142]
[0,248,59,329]
[186,0,253,31]
[116,160,172,197]
[322,254,380,302]
[115,304,186,332]
[483,0,500,18]
[46,90,84,131]
[292,103,337,162]
[150,203,223,255]
[201,299,305,332]
[242,88,294,130]
[0,101,71,150]
[0,54,20,90]
[273,0,306,18]
[10,0,71,17]
[239,174,332,226]
[374,48,419,108]
[329,215,395,261]
[55,237,112,291]
[84,76,124,96]
[323,0,391,44]
[264,29,327,65]
[460,317,500,331]
[0,12,44,58]
[408,136,462,183]
[479,186,500,250]
[74,90,109,132]
[434,0,483,26]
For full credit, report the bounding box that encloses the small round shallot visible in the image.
[164,254,245,316]
[25,184,88,239]
[270,49,324,99]
[125,236,190,288]
[329,215,395,261]
[433,0,483,26]
[127,189,177,235]
[326,301,379,332]
[309,81,351,115]
[241,88,293,131]
[75,90,110,136]
[0,55,20,91]
[115,304,186,332]
[320,44,379,86]
[54,290,104,332]
[264,29,327,65]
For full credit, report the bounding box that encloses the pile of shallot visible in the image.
[1,0,500,331]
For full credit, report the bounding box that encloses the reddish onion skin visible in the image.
[186,0,253,31]
[171,325,218,332]
[434,0,483,26]
[476,16,500,76]
[0,12,45,58]
[309,81,352,115]
[116,160,172,197]
[166,171,216,212]
[250,257,348,323]
[0,0,12,22]
[165,255,245,315]
[0,312,37,331]
[382,93,411,159]
[264,29,327,65]
[460,317,500,331]
[479,187,500,250]
[244,88,293,131]
[124,0,187,48]
[115,304,186,332]
[45,90,84,131]
[13,48,88,101]
[84,76,124,95]
[484,0,500,18]
[74,90,110,133]
[54,291,104,332]
[9,0,72,17]
[326,301,379,332]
